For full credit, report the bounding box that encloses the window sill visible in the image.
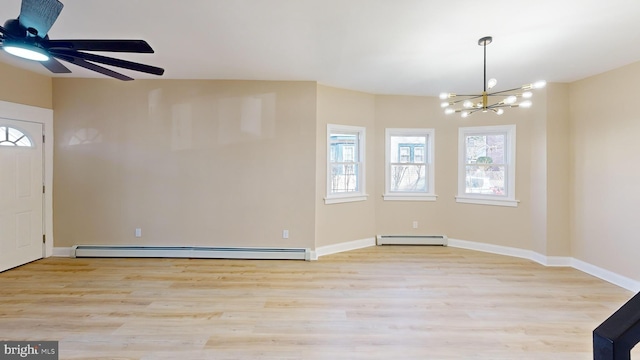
[383,193,437,201]
[324,194,369,205]
[455,196,519,207]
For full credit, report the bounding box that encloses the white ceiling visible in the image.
[2,0,640,96]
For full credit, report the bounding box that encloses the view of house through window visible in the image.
[464,133,506,195]
[0,126,33,147]
[329,132,359,193]
[390,136,427,192]
[326,124,366,204]
[384,128,435,201]
[458,125,516,207]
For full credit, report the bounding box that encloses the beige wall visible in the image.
[373,95,447,236]
[315,85,376,247]
[570,62,640,281]
[53,79,317,249]
[545,84,571,256]
[0,62,52,108]
[375,94,545,251]
[50,77,567,255]
[38,58,639,284]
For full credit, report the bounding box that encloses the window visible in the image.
[457,125,517,207]
[384,128,436,201]
[325,124,367,204]
[0,126,33,147]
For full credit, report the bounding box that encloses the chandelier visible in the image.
[440,36,546,118]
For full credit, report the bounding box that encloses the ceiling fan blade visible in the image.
[40,56,70,73]
[53,53,133,81]
[45,39,154,53]
[18,0,64,38]
[49,49,164,75]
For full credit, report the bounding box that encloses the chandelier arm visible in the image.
[486,87,526,96]
[450,95,483,105]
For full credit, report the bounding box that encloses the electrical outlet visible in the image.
[282,229,289,239]
[135,228,142,238]
[412,221,418,229]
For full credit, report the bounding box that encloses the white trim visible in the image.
[384,128,436,200]
[448,238,537,263]
[0,100,53,258]
[571,258,640,293]
[448,238,640,292]
[52,247,73,257]
[383,194,437,201]
[324,194,368,205]
[458,125,517,207]
[315,237,376,258]
[455,196,519,207]
[545,256,573,267]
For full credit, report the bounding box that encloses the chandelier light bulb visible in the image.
[461,111,470,118]
[463,100,474,108]
[487,78,497,89]
[504,95,517,104]
[441,102,450,108]
[445,108,455,115]
[533,80,547,89]
[439,92,452,100]
[520,100,533,108]
[496,109,504,115]
[522,91,533,98]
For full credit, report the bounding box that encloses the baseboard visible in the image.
[448,238,640,292]
[314,237,376,259]
[571,258,640,293]
[448,238,540,263]
[52,247,72,257]
[53,240,639,292]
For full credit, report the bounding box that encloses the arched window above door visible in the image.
[0,126,33,147]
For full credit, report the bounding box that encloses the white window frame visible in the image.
[384,128,436,201]
[457,124,518,207]
[325,124,367,204]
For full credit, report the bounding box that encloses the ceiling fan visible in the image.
[0,0,164,81]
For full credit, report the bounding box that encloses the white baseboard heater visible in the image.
[71,245,311,260]
[376,235,448,246]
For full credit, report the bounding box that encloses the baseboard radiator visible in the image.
[376,235,448,246]
[71,245,310,260]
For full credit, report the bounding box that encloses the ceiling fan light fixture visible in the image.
[3,41,50,61]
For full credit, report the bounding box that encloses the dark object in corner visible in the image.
[594,291,640,360]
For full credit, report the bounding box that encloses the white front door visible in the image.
[0,119,44,272]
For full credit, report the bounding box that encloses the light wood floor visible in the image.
[0,246,635,359]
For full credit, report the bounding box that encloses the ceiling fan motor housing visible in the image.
[3,19,26,37]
